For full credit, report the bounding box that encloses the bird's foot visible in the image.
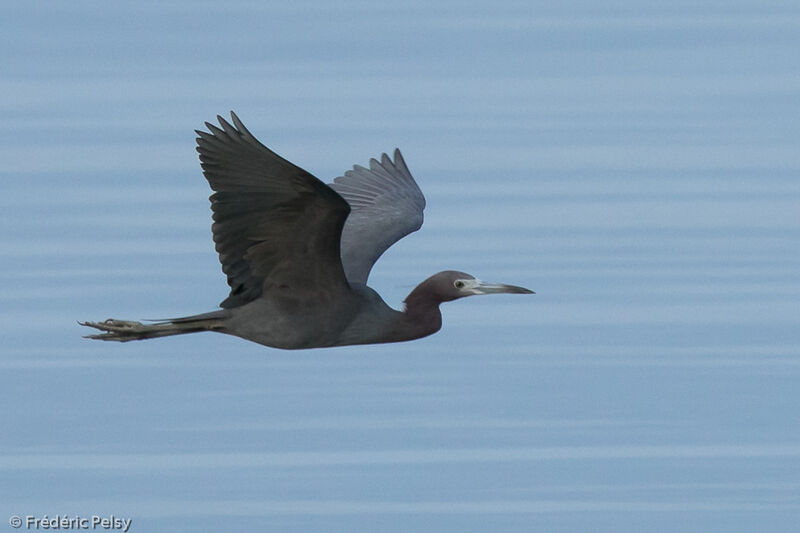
[79,319,146,341]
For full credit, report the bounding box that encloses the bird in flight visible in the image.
[82,113,533,349]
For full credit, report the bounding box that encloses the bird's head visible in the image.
[410,270,534,304]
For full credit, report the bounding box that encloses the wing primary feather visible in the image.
[328,148,426,284]
[230,111,260,144]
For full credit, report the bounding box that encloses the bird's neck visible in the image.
[400,286,443,340]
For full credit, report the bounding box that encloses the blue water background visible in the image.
[1,1,799,531]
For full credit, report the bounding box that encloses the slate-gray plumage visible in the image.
[81,113,533,349]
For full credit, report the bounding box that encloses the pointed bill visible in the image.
[471,280,534,295]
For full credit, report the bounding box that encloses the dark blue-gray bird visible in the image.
[81,113,533,349]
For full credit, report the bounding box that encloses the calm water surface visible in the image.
[2,2,799,532]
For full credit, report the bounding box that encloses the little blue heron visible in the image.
[81,112,533,349]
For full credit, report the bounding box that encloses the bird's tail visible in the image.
[80,311,226,342]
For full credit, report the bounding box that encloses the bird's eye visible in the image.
[454,280,465,289]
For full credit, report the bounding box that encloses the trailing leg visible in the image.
[80,313,225,342]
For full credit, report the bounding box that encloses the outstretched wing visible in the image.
[329,150,425,285]
[196,112,351,309]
